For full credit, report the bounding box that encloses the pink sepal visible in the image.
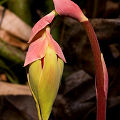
[53,0,88,22]
[24,38,48,66]
[46,29,66,63]
[29,11,55,43]
[101,54,108,99]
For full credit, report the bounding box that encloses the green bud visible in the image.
[27,47,64,120]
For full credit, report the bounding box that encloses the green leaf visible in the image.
[0,0,8,5]
[7,0,32,25]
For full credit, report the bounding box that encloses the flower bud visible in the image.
[28,46,64,120]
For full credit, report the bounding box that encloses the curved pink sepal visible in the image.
[29,11,56,43]
[101,54,108,99]
[46,29,66,63]
[53,0,88,22]
[24,38,48,66]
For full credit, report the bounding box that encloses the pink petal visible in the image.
[24,38,48,66]
[29,11,56,43]
[53,0,88,22]
[101,54,108,99]
[46,28,66,63]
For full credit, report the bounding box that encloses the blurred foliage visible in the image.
[45,0,54,13]
[0,59,19,83]
[51,16,62,43]
[7,0,32,26]
[0,40,26,84]
[0,40,25,64]
[0,0,8,5]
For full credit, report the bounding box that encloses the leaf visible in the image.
[0,0,8,5]
[7,0,32,25]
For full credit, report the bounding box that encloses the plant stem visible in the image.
[82,21,106,120]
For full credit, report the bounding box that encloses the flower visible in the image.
[24,1,108,120]
[24,11,66,120]
[53,0,88,22]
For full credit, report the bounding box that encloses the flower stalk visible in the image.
[53,0,108,120]
[82,21,107,120]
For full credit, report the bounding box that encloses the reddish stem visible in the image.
[82,21,106,120]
